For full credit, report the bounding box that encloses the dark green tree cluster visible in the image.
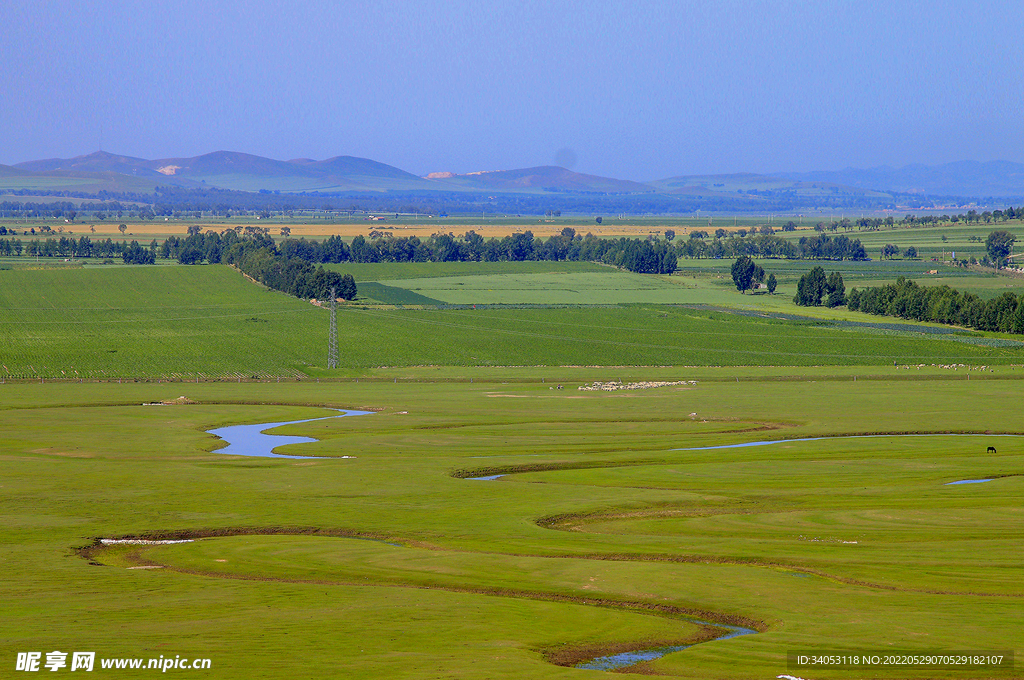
[0,238,24,256]
[985,230,1016,267]
[338,229,679,274]
[794,267,845,307]
[223,239,357,301]
[730,256,764,293]
[122,241,155,265]
[848,277,1024,333]
[19,236,140,259]
[672,232,867,261]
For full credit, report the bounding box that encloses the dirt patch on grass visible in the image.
[450,458,661,479]
[537,500,780,531]
[30,447,94,458]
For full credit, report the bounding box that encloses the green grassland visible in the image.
[4,265,1024,379]
[0,266,324,379]
[3,260,1024,678]
[2,378,1022,678]
[843,222,1024,263]
[676,257,1024,302]
[379,272,707,305]
[334,260,611,281]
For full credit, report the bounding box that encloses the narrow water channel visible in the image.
[207,409,373,458]
[576,622,756,671]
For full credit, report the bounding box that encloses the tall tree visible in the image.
[986,230,1016,266]
[794,266,827,306]
[731,256,764,293]
[731,256,755,293]
[826,271,846,307]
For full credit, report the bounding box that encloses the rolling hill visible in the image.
[777,160,1024,198]
[12,150,437,193]
[648,173,893,199]
[5,150,1023,208]
[425,166,652,194]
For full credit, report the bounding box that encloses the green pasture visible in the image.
[5,265,1024,380]
[1,378,1022,678]
[340,254,1024,312]
[380,272,710,305]
[0,266,325,378]
[843,222,1024,262]
[3,258,1024,677]
[678,257,1024,301]
[329,260,610,281]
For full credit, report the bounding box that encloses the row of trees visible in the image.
[143,227,1020,273]
[274,229,682,274]
[0,235,157,262]
[0,238,23,256]
[674,233,868,260]
[0,200,136,220]
[848,278,1024,333]
[19,236,135,259]
[222,237,357,301]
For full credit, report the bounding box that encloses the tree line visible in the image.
[160,229,357,300]
[224,235,357,302]
[848,277,1024,334]
[165,228,682,274]
[1,226,876,278]
[1,235,157,262]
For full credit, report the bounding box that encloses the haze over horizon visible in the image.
[4,0,1022,182]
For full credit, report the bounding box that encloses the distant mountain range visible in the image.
[11,150,430,193]
[776,161,1024,199]
[3,151,1023,209]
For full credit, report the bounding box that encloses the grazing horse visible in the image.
[987,446,997,453]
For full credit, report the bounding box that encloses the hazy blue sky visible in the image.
[4,0,1022,180]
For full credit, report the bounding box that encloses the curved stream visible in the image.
[466,433,1019,486]
[203,417,1011,672]
[576,622,756,671]
[208,409,373,458]
[672,432,1022,452]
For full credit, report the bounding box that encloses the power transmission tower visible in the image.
[327,286,338,369]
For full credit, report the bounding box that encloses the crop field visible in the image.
[335,260,611,281]
[378,272,710,305]
[842,223,1024,263]
[3,259,1023,678]
[0,266,328,379]
[4,265,1024,379]
[677,258,1024,301]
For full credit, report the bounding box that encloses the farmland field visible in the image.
[2,259,1023,679]
[4,265,1024,379]
[377,271,708,305]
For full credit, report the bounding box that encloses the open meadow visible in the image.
[2,259,1023,678]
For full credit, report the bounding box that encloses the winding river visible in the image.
[207,409,373,458]
[204,416,1012,671]
[576,622,756,671]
